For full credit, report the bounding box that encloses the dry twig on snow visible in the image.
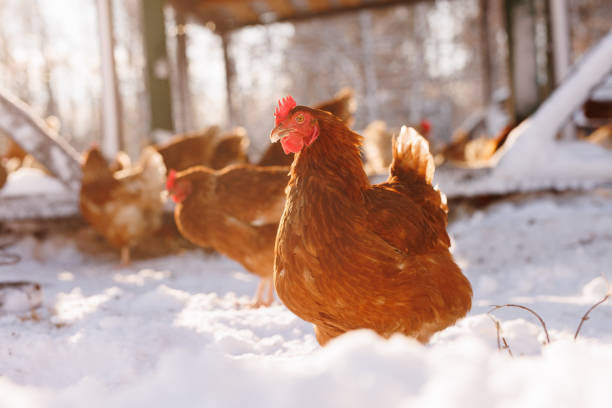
[489,304,551,345]
[487,312,513,357]
[574,276,611,340]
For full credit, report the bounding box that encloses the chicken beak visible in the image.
[270,127,292,143]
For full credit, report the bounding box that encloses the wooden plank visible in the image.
[249,0,427,27]
[214,2,260,26]
[337,0,362,6]
[173,0,428,31]
[0,89,82,192]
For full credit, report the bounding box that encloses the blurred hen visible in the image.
[156,126,249,172]
[79,146,166,265]
[167,164,289,307]
[362,119,432,175]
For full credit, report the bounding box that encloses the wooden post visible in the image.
[95,0,123,157]
[480,0,492,105]
[505,0,540,122]
[221,32,236,127]
[174,10,193,133]
[142,0,174,133]
[359,10,378,123]
[549,0,570,84]
[548,0,574,139]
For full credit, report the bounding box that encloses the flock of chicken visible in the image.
[73,88,477,345]
[1,85,610,344]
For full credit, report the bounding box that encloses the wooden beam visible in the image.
[251,0,429,27]
[208,1,260,27]
[306,0,330,13]
[142,0,174,132]
[263,0,295,18]
[174,0,430,32]
[337,0,361,6]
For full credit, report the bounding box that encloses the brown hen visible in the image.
[79,146,166,265]
[270,97,472,345]
[437,123,514,166]
[167,164,289,307]
[156,126,248,172]
[584,124,612,150]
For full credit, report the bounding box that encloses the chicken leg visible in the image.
[250,277,274,308]
[120,246,131,266]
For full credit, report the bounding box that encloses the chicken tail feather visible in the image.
[390,126,435,185]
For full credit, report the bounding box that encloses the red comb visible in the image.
[166,169,177,190]
[274,96,296,126]
[420,119,431,134]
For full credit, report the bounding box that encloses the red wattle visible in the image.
[280,136,304,154]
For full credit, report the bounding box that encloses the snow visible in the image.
[0,168,78,220]
[0,189,611,407]
[0,282,42,313]
[0,168,68,197]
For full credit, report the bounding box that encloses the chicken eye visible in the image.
[295,114,304,124]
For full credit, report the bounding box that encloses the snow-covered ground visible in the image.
[1,189,612,407]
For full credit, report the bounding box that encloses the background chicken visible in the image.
[108,150,132,173]
[362,119,431,175]
[436,123,514,166]
[257,88,356,167]
[583,124,612,150]
[156,126,248,172]
[167,163,289,307]
[79,146,166,265]
[270,97,472,345]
